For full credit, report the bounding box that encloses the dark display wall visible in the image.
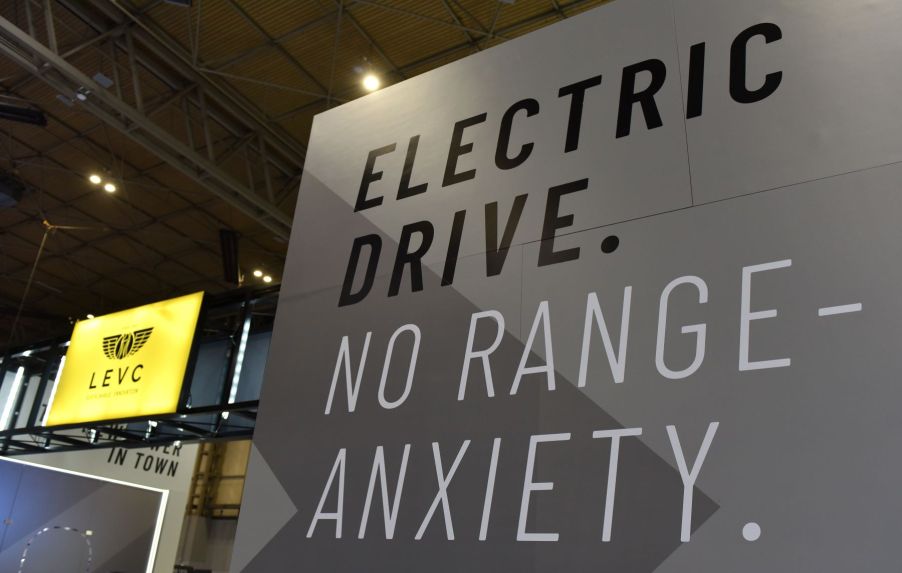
[0,457,165,572]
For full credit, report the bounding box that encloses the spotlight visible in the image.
[362,73,381,92]
[103,182,116,193]
[86,314,95,319]
[88,174,102,185]
[263,275,273,283]
[253,269,263,278]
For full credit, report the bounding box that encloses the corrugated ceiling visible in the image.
[0,0,610,349]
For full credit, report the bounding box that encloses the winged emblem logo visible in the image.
[102,327,154,360]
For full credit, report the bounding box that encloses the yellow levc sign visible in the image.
[46,292,204,426]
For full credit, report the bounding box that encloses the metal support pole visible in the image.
[25,354,54,428]
[124,28,144,112]
[42,0,57,53]
[260,134,274,202]
[198,86,215,161]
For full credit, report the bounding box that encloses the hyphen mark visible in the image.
[818,303,862,317]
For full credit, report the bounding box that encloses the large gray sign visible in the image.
[232,1,902,571]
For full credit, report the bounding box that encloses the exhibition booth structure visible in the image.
[0,287,276,572]
[2,0,902,572]
[0,285,276,455]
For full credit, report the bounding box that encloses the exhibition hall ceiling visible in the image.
[0,0,608,349]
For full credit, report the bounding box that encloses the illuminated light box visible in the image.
[46,292,203,426]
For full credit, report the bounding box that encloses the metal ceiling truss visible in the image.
[0,0,602,243]
[0,0,300,239]
[0,131,229,310]
[0,82,292,315]
[265,0,602,124]
[0,401,257,455]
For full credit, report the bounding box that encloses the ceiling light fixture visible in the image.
[263,275,273,283]
[92,73,114,89]
[362,73,381,92]
[89,172,120,193]
[253,269,263,278]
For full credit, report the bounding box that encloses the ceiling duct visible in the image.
[0,171,27,208]
[0,103,47,126]
[219,229,241,285]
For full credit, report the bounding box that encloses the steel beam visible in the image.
[349,0,507,40]
[100,0,307,163]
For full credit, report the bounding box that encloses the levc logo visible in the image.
[102,328,153,360]
[89,327,153,390]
